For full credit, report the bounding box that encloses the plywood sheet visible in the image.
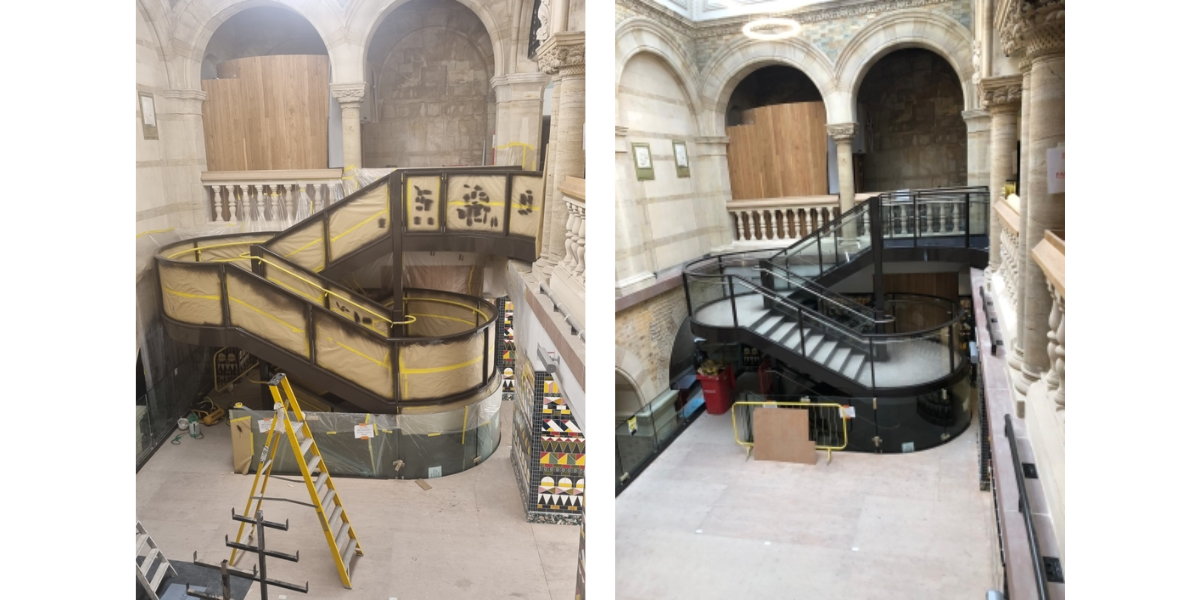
[202,55,329,171]
[753,407,817,464]
[727,102,828,200]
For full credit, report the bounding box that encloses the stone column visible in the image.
[963,109,991,186]
[827,123,857,216]
[160,89,209,228]
[980,76,1022,275]
[331,83,366,173]
[696,135,735,248]
[1008,54,1033,380]
[1015,4,1066,394]
[492,73,551,169]
[534,32,585,278]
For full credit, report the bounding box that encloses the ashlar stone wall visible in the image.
[615,286,689,405]
[859,48,967,191]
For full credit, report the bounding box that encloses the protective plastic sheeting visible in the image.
[158,263,223,325]
[399,330,488,400]
[328,185,389,261]
[406,175,441,231]
[314,311,394,399]
[508,175,544,238]
[447,175,506,232]
[226,267,310,359]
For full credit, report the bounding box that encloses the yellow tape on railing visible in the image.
[137,228,175,239]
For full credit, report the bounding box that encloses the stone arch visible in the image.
[351,0,509,84]
[175,0,339,90]
[615,344,656,411]
[615,18,702,118]
[835,9,977,118]
[697,37,838,136]
[509,0,544,74]
[615,369,646,417]
[137,0,174,88]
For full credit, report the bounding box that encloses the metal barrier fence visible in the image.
[731,398,850,463]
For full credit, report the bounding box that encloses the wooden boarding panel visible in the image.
[727,102,828,200]
[202,55,330,171]
[753,407,817,464]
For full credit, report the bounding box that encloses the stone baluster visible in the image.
[283,184,295,221]
[571,202,586,281]
[1044,279,1062,401]
[236,185,248,222]
[254,185,266,222]
[560,207,578,272]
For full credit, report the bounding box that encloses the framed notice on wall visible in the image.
[673,141,690,178]
[138,91,158,140]
[631,142,654,181]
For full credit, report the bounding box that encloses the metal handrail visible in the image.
[1004,414,1049,600]
[690,270,962,341]
[772,196,873,260]
[750,266,895,326]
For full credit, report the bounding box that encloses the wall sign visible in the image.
[138,91,158,140]
[1046,147,1064,194]
[631,142,654,181]
[673,141,690,178]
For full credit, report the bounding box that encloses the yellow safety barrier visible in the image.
[731,400,850,464]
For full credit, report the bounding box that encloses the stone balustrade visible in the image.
[202,169,344,225]
[562,195,586,283]
[995,198,1022,308]
[727,196,847,246]
[1032,229,1065,411]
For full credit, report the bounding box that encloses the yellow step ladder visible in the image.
[229,373,363,589]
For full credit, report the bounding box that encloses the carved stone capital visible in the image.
[826,123,857,142]
[536,32,585,77]
[998,0,1065,61]
[330,83,367,105]
[980,75,1023,113]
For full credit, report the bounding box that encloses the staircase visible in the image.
[687,188,988,397]
[156,167,544,412]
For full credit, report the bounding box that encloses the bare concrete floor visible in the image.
[617,409,1000,599]
[136,400,578,600]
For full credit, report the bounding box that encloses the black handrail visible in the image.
[771,196,873,261]
[1004,414,1049,600]
[752,264,895,325]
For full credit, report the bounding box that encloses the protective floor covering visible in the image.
[617,408,999,600]
[136,401,578,600]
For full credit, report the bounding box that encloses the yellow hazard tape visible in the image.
[137,227,175,238]
[163,287,220,301]
[329,337,391,370]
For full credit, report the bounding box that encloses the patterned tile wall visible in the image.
[494,296,516,401]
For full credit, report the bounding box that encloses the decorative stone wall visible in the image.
[615,286,689,403]
[363,0,494,168]
[859,48,967,191]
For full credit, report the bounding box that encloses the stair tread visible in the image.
[768,323,796,343]
[828,347,851,370]
[752,314,783,333]
[843,353,866,379]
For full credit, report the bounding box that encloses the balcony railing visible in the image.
[1032,229,1065,411]
[994,198,1022,309]
[728,196,842,245]
[202,169,345,227]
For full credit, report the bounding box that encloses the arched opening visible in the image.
[199,6,331,171]
[855,48,966,192]
[724,65,829,200]
[616,370,644,421]
[362,0,496,168]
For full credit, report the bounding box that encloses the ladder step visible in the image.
[340,533,358,571]
[327,505,344,527]
[136,533,149,554]
[334,522,351,555]
[314,472,329,493]
[149,558,172,590]
[298,438,314,457]
[139,547,160,576]
[306,454,322,474]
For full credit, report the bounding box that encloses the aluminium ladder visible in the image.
[136,520,177,600]
[229,373,363,589]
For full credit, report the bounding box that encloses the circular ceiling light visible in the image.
[742,18,801,41]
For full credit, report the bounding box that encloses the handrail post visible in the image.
[963,192,971,248]
[869,338,876,388]
[730,276,739,329]
[683,273,693,316]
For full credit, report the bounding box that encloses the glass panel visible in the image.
[870,328,952,388]
[687,276,732,327]
[615,402,657,479]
